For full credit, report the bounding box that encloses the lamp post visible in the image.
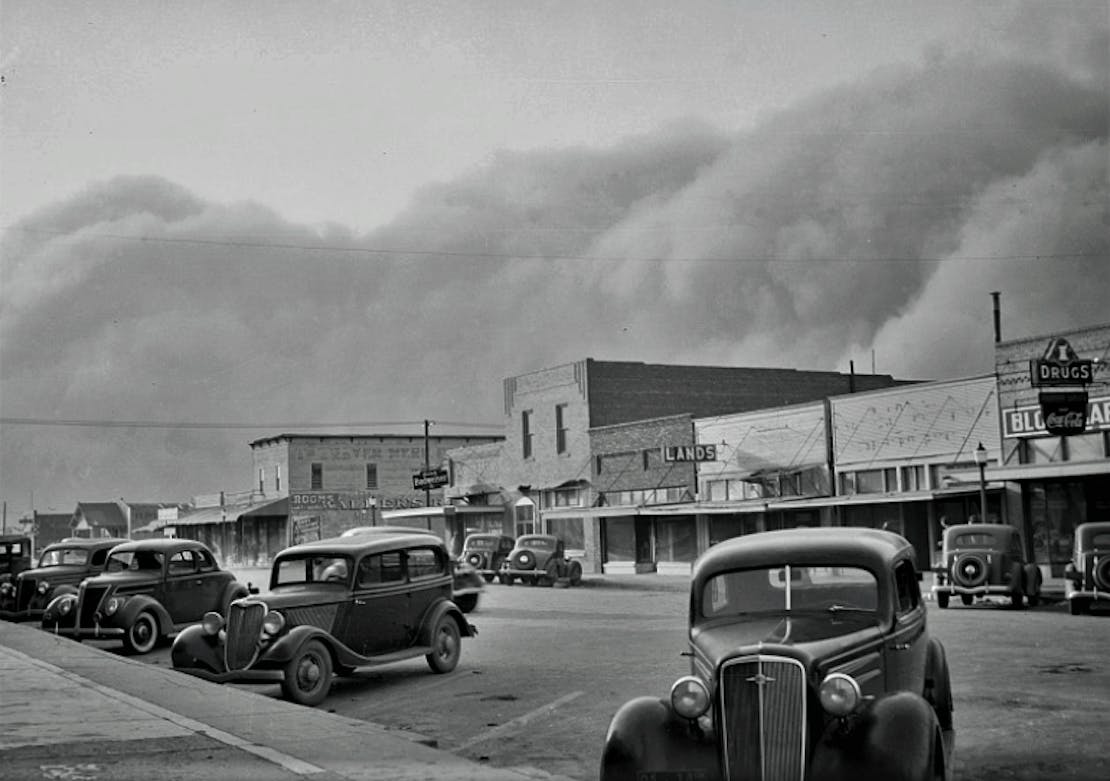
[975,442,988,523]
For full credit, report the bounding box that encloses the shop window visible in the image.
[547,516,585,550]
[366,463,378,490]
[514,498,536,537]
[522,410,534,459]
[901,465,925,491]
[655,518,697,563]
[707,480,728,501]
[555,404,568,454]
[311,463,323,490]
[854,469,886,494]
[603,518,636,562]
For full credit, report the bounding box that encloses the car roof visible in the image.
[107,538,213,553]
[44,537,128,550]
[694,527,913,583]
[1075,521,1110,546]
[278,532,446,558]
[945,523,1014,538]
[341,525,439,537]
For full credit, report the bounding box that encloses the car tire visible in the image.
[425,616,461,674]
[124,610,160,654]
[514,550,535,570]
[281,639,333,706]
[1010,590,1024,609]
[482,573,495,583]
[952,554,988,588]
[466,553,484,568]
[501,573,514,586]
[455,593,478,613]
[544,560,560,586]
[936,592,949,609]
[1095,557,1110,592]
[960,594,973,606]
[1069,597,1088,616]
[568,560,583,586]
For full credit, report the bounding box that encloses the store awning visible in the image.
[381,505,503,521]
[172,497,288,528]
[986,460,1110,482]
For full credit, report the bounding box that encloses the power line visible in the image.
[0,417,505,431]
[9,227,1102,265]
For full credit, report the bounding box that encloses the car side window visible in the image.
[1009,535,1023,560]
[406,547,444,580]
[169,550,195,574]
[195,548,217,572]
[90,549,107,567]
[894,560,921,615]
[357,552,404,587]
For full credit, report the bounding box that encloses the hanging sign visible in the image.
[1038,391,1089,436]
[1030,337,1094,386]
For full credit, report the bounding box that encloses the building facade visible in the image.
[988,323,1110,580]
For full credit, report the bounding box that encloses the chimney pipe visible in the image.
[849,360,856,393]
[991,291,1001,343]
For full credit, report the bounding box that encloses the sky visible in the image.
[1,1,1108,521]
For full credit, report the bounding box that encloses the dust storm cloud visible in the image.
[1,43,1106,508]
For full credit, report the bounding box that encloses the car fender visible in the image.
[600,696,720,781]
[41,592,79,629]
[811,690,946,781]
[261,624,344,665]
[417,599,475,646]
[171,624,224,672]
[924,637,953,729]
[219,581,250,611]
[113,594,173,632]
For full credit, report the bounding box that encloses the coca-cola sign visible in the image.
[1039,391,1089,436]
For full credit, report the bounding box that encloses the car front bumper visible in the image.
[932,584,1015,597]
[1065,586,1110,602]
[174,665,285,684]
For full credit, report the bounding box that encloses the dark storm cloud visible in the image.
[1,46,1107,508]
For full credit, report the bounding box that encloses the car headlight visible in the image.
[262,610,285,636]
[670,676,711,720]
[0,582,13,596]
[58,596,75,615]
[104,596,124,616]
[820,673,862,717]
[37,581,52,595]
[201,611,224,635]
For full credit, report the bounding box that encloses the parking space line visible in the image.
[452,691,584,752]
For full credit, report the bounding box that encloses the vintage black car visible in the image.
[500,533,583,586]
[601,527,954,781]
[340,524,484,612]
[0,534,33,585]
[1,537,127,622]
[41,538,251,654]
[171,531,476,706]
[1064,521,1110,615]
[933,523,1042,608]
[461,532,515,582]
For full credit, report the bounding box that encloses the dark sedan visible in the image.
[1,537,127,622]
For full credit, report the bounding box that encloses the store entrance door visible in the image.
[634,518,655,573]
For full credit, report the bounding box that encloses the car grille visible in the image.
[17,578,36,612]
[719,655,807,781]
[225,601,266,671]
[79,584,109,628]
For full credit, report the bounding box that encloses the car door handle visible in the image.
[891,642,912,651]
[354,599,366,605]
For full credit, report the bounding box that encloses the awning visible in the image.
[173,497,289,528]
[381,505,503,521]
[985,460,1110,482]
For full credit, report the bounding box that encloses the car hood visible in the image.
[82,571,160,589]
[19,564,89,582]
[245,586,349,611]
[691,613,882,670]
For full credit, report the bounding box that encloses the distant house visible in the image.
[69,501,191,541]
[30,512,75,550]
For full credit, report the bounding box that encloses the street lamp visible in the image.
[974,442,989,524]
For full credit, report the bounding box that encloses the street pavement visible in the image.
[0,619,582,781]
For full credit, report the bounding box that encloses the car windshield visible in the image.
[105,550,164,572]
[952,532,999,547]
[272,554,353,586]
[38,548,90,567]
[702,565,879,620]
[518,537,555,550]
[465,537,497,549]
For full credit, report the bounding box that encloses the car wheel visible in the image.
[455,593,478,613]
[514,550,535,570]
[124,610,160,654]
[482,574,495,583]
[936,592,949,609]
[1069,598,1088,616]
[501,573,514,586]
[1010,590,1024,609]
[466,552,484,568]
[426,616,461,674]
[281,639,333,706]
[952,554,988,588]
[960,594,973,606]
[568,560,583,586]
[1095,557,1110,592]
[544,560,560,586]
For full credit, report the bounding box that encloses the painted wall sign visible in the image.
[662,444,717,462]
[1002,395,1110,438]
[290,492,444,511]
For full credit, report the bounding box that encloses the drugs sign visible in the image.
[1030,337,1094,386]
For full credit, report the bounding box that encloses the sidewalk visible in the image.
[0,621,576,781]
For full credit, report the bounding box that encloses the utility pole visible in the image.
[423,419,431,512]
